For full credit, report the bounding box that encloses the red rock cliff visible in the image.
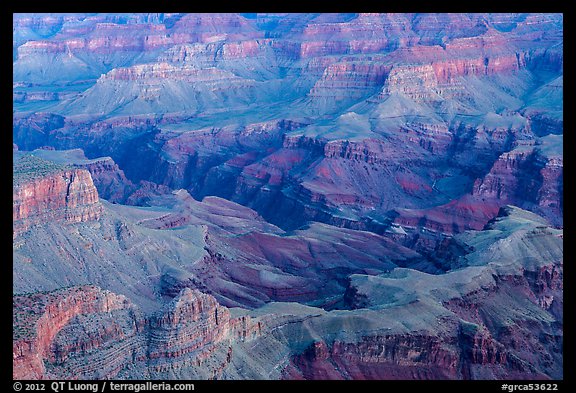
[13,287,263,380]
[13,286,134,380]
[13,156,102,238]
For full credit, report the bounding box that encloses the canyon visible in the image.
[13,13,562,380]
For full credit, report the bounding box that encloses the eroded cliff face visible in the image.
[472,137,563,227]
[13,287,262,380]
[11,163,562,380]
[282,335,460,380]
[13,286,135,379]
[13,155,102,238]
[13,13,563,237]
[75,157,134,202]
[279,207,562,380]
[309,62,392,101]
[147,289,262,377]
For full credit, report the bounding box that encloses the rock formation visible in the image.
[472,136,563,227]
[14,286,262,380]
[13,285,138,379]
[13,13,563,380]
[13,154,102,238]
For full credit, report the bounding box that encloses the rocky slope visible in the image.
[472,136,563,227]
[13,13,563,380]
[13,148,563,379]
[276,206,563,380]
[13,154,102,238]
[14,204,562,379]
[13,286,262,380]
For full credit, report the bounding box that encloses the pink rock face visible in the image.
[537,158,563,220]
[13,162,102,238]
[298,13,417,58]
[24,149,175,206]
[472,139,563,227]
[222,39,271,58]
[13,287,262,380]
[393,195,502,234]
[433,54,523,82]
[148,288,261,369]
[283,336,460,380]
[149,289,232,358]
[309,62,392,101]
[16,25,167,57]
[380,64,443,100]
[281,321,552,380]
[13,286,134,379]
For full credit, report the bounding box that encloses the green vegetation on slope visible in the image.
[13,154,71,187]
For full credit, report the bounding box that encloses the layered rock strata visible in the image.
[13,155,102,238]
[13,287,262,380]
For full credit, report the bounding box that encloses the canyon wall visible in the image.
[13,155,102,238]
[14,287,262,380]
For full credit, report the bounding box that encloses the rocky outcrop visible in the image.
[458,322,511,379]
[472,137,563,227]
[101,62,243,84]
[283,335,460,379]
[473,143,541,200]
[282,135,326,151]
[13,155,102,238]
[13,91,61,103]
[73,157,134,202]
[19,148,175,206]
[433,52,525,82]
[391,194,502,234]
[379,63,445,101]
[70,155,171,205]
[13,287,263,380]
[149,289,232,361]
[148,289,261,373]
[308,62,391,100]
[13,286,136,380]
[537,158,563,224]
